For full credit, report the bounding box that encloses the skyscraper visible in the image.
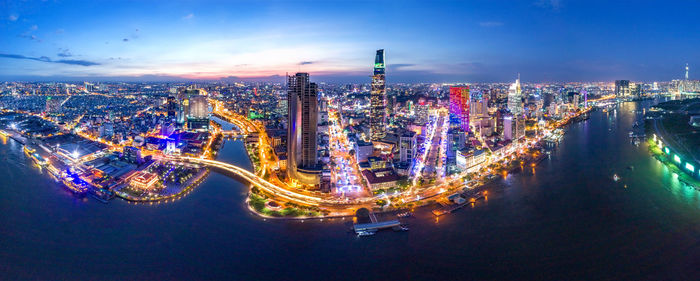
[415,98,429,124]
[507,76,523,116]
[399,131,417,163]
[166,96,178,120]
[287,73,321,185]
[188,95,209,119]
[370,49,387,141]
[449,86,470,131]
[187,95,210,131]
[614,80,630,97]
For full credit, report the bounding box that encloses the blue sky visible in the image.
[1,0,699,82]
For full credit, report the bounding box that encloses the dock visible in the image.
[353,220,401,233]
[432,191,486,216]
[432,203,467,216]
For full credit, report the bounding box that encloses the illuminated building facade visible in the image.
[287,72,321,185]
[187,95,210,131]
[507,76,523,116]
[449,86,470,131]
[188,96,208,119]
[370,49,387,140]
[130,171,159,191]
[614,80,630,97]
[166,96,178,121]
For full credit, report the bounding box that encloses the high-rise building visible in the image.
[123,146,143,165]
[614,80,630,97]
[188,96,209,119]
[516,116,525,139]
[503,115,514,141]
[100,122,114,138]
[470,95,488,119]
[630,83,642,98]
[370,49,387,140]
[449,86,470,132]
[166,96,178,120]
[446,128,466,160]
[399,131,417,163]
[415,99,429,125]
[503,115,524,141]
[507,76,523,116]
[287,73,321,185]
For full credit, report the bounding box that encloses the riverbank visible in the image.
[242,108,589,220]
[647,138,700,189]
[116,168,210,203]
[8,100,700,280]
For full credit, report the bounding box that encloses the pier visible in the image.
[353,220,401,233]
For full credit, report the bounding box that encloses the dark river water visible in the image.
[2,101,700,280]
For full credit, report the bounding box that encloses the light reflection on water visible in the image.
[2,100,700,280]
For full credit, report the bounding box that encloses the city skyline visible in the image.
[2,0,700,83]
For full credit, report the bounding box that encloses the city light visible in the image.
[686,163,695,172]
[1,1,700,279]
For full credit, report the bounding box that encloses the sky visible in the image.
[1,0,699,83]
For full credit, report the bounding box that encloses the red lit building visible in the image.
[449,86,470,131]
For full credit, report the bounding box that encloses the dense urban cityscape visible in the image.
[3,0,700,280]
[2,56,699,221]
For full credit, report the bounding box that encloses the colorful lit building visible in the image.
[449,86,470,131]
[130,171,159,191]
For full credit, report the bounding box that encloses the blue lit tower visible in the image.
[370,49,387,140]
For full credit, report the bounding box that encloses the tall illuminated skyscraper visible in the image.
[614,80,630,97]
[507,75,523,116]
[449,86,470,131]
[287,73,321,185]
[370,49,387,140]
[187,95,210,131]
[188,96,208,119]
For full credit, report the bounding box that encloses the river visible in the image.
[2,101,700,280]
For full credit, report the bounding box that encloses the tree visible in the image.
[397,176,410,188]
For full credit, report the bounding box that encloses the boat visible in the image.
[23,146,36,155]
[30,153,48,166]
[396,212,413,218]
[392,225,410,232]
[357,230,376,237]
[63,180,88,195]
[613,174,620,182]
